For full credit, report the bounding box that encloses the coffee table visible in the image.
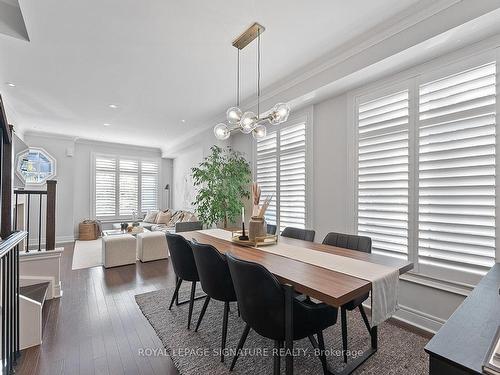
[103,228,150,237]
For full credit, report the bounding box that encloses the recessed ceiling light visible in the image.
[6,82,16,87]
[181,119,186,123]
[109,104,118,109]
[103,123,111,126]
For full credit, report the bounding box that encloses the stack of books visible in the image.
[484,327,500,375]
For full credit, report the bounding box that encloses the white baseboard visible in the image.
[392,304,445,334]
[28,235,74,247]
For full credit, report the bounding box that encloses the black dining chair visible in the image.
[191,241,237,363]
[165,233,203,329]
[322,232,372,363]
[267,223,277,235]
[281,227,315,242]
[226,253,337,375]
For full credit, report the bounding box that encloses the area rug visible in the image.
[72,239,102,270]
[135,282,429,374]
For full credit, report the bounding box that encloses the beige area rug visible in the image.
[72,239,103,270]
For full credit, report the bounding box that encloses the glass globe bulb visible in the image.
[270,103,291,125]
[214,123,230,140]
[226,107,242,125]
[240,111,257,134]
[252,124,267,140]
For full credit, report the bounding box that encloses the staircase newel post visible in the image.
[46,180,57,250]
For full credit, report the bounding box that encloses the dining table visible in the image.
[179,229,413,375]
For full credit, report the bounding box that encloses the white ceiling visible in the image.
[0,0,425,151]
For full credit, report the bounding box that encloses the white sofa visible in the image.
[137,231,169,262]
[102,234,136,268]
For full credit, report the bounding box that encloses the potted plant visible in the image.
[191,145,251,228]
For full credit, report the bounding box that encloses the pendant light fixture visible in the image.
[214,23,290,141]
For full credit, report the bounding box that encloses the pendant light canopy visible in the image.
[214,23,291,141]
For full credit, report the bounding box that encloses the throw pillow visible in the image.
[156,211,172,225]
[144,210,158,223]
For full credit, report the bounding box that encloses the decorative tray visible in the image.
[230,231,278,247]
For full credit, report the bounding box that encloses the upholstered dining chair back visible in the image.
[281,227,315,242]
[266,223,277,235]
[322,232,371,253]
[226,253,287,340]
[191,242,236,302]
[166,233,199,282]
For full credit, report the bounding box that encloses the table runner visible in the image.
[197,229,399,326]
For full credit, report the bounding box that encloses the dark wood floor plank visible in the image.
[16,242,178,375]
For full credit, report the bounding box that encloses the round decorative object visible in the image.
[252,124,267,140]
[214,123,230,140]
[226,107,242,124]
[240,111,257,133]
[269,103,291,125]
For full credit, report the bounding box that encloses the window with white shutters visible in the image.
[418,62,496,277]
[354,53,498,285]
[119,160,139,216]
[279,123,307,233]
[95,156,116,217]
[357,90,410,260]
[256,131,278,225]
[94,155,159,219]
[255,119,309,232]
[141,161,159,211]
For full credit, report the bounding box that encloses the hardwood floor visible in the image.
[16,242,179,375]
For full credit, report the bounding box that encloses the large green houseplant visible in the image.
[191,145,251,228]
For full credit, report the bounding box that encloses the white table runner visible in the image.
[197,229,399,326]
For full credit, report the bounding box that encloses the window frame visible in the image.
[15,147,57,185]
[252,107,314,232]
[349,47,499,287]
[91,153,161,220]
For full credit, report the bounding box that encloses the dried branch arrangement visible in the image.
[251,182,273,218]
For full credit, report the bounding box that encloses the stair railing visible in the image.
[0,231,27,374]
[14,180,57,252]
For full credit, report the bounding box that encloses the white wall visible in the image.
[22,133,173,242]
[170,127,229,211]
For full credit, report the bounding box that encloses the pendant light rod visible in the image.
[237,49,240,107]
[257,28,261,117]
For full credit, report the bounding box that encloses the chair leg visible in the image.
[358,305,371,334]
[187,281,196,330]
[341,307,348,363]
[195,296,211,332]
[317,331,329,375]
[221,302,230,363]
[169,278,182,310]
[273,340,281,375]
[175,276,180,305]
[308,335,318,349]
[230,323,251,371]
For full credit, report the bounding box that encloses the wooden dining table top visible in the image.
[179,230,413,309]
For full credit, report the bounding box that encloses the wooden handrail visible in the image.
[14,189,48,195]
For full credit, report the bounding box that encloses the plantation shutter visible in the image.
[418,62,496,275]
[256,131,278,225]
[279,122,307,233]
[141,160,159,211]
[119,159,139,216]
[357,90,410,260]
[95,156,116,217]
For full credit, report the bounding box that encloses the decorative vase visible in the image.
[248,216,267,241]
